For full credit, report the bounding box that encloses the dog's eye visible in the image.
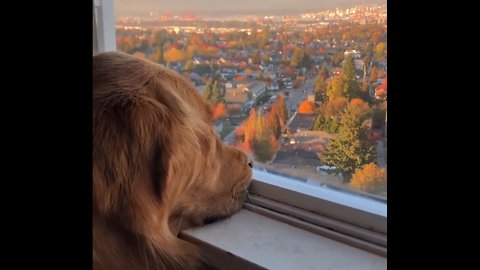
[248,162,252,168]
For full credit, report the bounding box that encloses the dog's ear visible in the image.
[93,92,171,220]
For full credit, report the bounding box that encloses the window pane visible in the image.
[113,1,387,199]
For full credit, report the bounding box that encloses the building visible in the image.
[243,81,267,104]
[224,88,253,115]
[285,113,318,135]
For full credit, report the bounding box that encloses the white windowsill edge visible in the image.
[181,209,387,270]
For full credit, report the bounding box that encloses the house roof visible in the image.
[225,88,250,104]
[287,113,318,133]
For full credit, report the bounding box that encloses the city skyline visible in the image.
[115,0,386,17]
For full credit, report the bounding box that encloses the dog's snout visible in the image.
[248,161,252,168]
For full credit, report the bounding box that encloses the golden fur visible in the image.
[93,51,252,270]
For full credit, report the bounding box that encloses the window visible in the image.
[100,0,387,262]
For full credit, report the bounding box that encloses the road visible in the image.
[285,77,314,115]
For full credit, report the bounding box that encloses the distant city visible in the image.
[115,3,387,198]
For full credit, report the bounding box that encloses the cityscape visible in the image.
[114,3,387,198]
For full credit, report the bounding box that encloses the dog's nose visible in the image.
[248,161,253,168]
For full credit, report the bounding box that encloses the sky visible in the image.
[115,0,386,17]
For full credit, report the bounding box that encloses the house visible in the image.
[224,88,253,115]
[267,81,280,91]
[354,59,365,72]
[225,81,237,89]
[243,81,267,104]
[285,113,318,135]
[274,130,333,167]
[220,68,237,81]
[344,49,361,59]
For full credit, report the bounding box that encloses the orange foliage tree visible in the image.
[349,98,371,120]
[298,100,316,114]
[350,163,387,193]
[164,47,186,62]
[265,104,281,138]
[213,103,228,120]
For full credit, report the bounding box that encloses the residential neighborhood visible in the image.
[115,3,387,197]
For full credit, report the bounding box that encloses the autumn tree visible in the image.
[213,103,228,120]
[369,67,379,83]
[298,100,316,114]
[374,42,387,61]
[241,108,257,153]
[348,98,371,121]
[276,94,288,128]
[256,69,264,80]
[253,110,278,162]
[265,105,282,139]
[164,47,186,63]
[350,163,387,193]
[262,52,271,62]
[321,107,376,177]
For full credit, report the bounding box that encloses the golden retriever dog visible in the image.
[93,51,252,270]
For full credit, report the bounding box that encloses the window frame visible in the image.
[247,169,387,256]
[93,0,116,54]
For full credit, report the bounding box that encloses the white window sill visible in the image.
[181,210,387,270]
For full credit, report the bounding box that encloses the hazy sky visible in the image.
[115,0,386,17]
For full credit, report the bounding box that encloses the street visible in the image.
[285,77,314,116]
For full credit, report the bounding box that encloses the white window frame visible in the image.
[93,0,387,260]
[246,169,387,256]
[93,0,116,54]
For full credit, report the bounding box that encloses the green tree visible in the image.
[290,48,313,69]
[314,75,327,103]
[321,107,375,177]
[313,97,348,133]
[203,81,213,101]
[210,80,222,104]
[342,55,356,82]
[326,76,348,101]
[331,52,344,66]
[154,29,169,65]
[342,55,359,99]
[319,63,329,80]
[183,59,194,71]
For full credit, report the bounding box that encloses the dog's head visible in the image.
[93,51,252,268]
